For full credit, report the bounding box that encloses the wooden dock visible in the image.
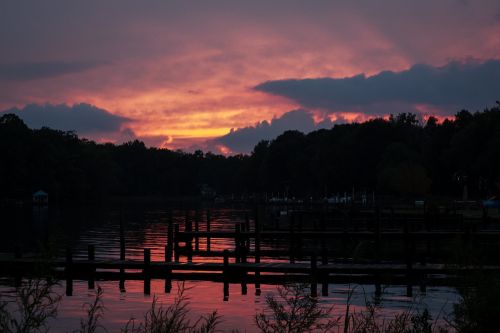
[1,248,498,299]
[2,205,500,298]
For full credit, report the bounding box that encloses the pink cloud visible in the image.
[1,1,499,149]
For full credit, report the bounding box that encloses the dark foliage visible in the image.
[1,106,500,202]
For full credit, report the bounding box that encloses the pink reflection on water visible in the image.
[40,279,458,333]
[52,280,273,332]
[37,207,459,331]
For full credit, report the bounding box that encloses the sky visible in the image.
[1,1,500,154]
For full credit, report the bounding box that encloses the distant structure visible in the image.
[32,190,49,227]
[33,190,48,206]
[200,184,216,199]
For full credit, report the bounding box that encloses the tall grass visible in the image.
[255,283,341,333]
[73,286,106,333]
[4,277,497,332]
[121,282,221,333]
[0,278,61,333]
[254,283,452,333]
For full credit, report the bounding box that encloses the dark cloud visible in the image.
[255,60,500,114]
[0,61,102,81]
[1,103,130,135]
[135,134,170,148]
[208,109,336,154]
[1,103,172,147]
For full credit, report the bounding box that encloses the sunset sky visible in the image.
[1,1,500,153]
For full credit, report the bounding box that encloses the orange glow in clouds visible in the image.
[4,1,499,152]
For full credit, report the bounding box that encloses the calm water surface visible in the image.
[0,204,461,332]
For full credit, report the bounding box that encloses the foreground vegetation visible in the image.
[1,106,500,201]
[1,277,497,333]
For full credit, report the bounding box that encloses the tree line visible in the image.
[1,105,499,203]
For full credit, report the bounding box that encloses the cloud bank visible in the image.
[1,103,173,147]
[208,109,336,154]
[2,103,129,134]
[255,60,500,115]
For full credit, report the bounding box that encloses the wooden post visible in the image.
[407,284,413,297]
[240,223,247,263]
[223,249,229,271]
[119,212,126,292]
[206,209,211,252]
[321,249,328,296]
[235,223,241,263]
[254,206,261,294]
[164,274,172,294]
[223,249,229,301]
[144,248,151,295]
[118,204,125,284]
[116,279,124,294]
[321,238,327,260]
[245,212,250,236]
[241,280,248,295]
[88,245,95,289]
[87,244,95,261]
[195,213,200,252]
[120,218,125,261]
[239,223,248,285]
[255,206,261,262]
[165,215,173,292]
[174,224,180,262]
[321,248,328,265]
[375,207,381,263]
[186,214,193,263]
[144,247,151,265]
[321,279,329,297]
[289,212,295,263]
[254,205,260,234]
[310,253,317,297]
[164,245,169,262]
[65,247,73,296]
[13,245,22,287]
[166,223,173,262]
[375,282,382,300]
[116,212,126,290]
[404,221,413,297]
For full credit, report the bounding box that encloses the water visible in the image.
[0,203,461,332]
[0,279,459,332]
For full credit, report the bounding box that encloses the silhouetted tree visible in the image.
[1,104,500,203]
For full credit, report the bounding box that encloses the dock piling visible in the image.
[87,245,95,289]
[310,253,317,297]
[206,209,211,252]
[223,249,229,301]
[65,247,73,296]
[166,221,173,262]
[235,224,241,263]
[195,213,200,252]
[144,248,151,295]
[174,224,180,262]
